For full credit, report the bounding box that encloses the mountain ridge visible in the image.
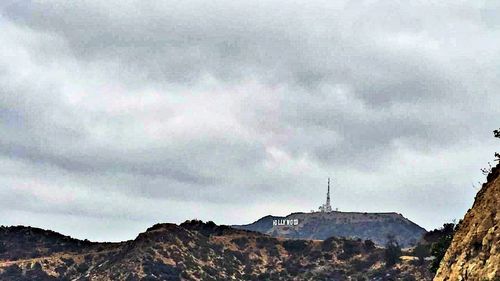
[233,211,426,247]
[0,220,433,280]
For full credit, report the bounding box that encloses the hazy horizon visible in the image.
[1,1,499,242]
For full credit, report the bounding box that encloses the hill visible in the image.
[233,211,426,247]
[434,163,500,280]
[0,220,433,280]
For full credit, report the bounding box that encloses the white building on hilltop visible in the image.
[318,178,333,212]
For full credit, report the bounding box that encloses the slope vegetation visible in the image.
[0,221,432,280]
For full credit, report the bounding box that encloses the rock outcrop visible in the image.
[434,163,500,280]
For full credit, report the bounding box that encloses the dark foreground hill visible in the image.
[0,220,432,280]
[233,211,426,247]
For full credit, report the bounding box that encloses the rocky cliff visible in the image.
[434,163,500,280]
[234,211,426,247]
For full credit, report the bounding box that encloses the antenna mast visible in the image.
[318,177,333,213]
[325,178,332,212]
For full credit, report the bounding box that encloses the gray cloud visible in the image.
[0,0,499,241]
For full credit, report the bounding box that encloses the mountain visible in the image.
[434,163,500,280]
[233,211,426,247]
[0,220,433,280]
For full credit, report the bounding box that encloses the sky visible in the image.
[0,0,499,242]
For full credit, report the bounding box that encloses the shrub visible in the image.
[283,240,309,253]
[495,128,500,161]
[322,237,338,251]
[483,128,500,175]
[384,234,401,267]
[308,250,322,260]
[342,239,361,258]
[256,237,275,249]
[267,245,280,257]
[231,237,249,250]
[364,240,376,251]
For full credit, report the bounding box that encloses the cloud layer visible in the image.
[1,0,499,241]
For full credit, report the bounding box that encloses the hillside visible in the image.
[434,163,500,280]
[233,211,426,247]
[0,221,433,280]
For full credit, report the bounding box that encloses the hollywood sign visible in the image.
[273,219,299,226]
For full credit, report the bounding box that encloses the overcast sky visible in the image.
[0,1,499,242]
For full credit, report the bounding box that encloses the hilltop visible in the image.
[0,220,433,280]
[233,211,426,247]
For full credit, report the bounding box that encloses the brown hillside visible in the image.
[0,220,433,280]
[434,163,500,280]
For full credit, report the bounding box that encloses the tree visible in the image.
[384,234,402,267]
[413,243,429,265]
[428,223,456,273]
